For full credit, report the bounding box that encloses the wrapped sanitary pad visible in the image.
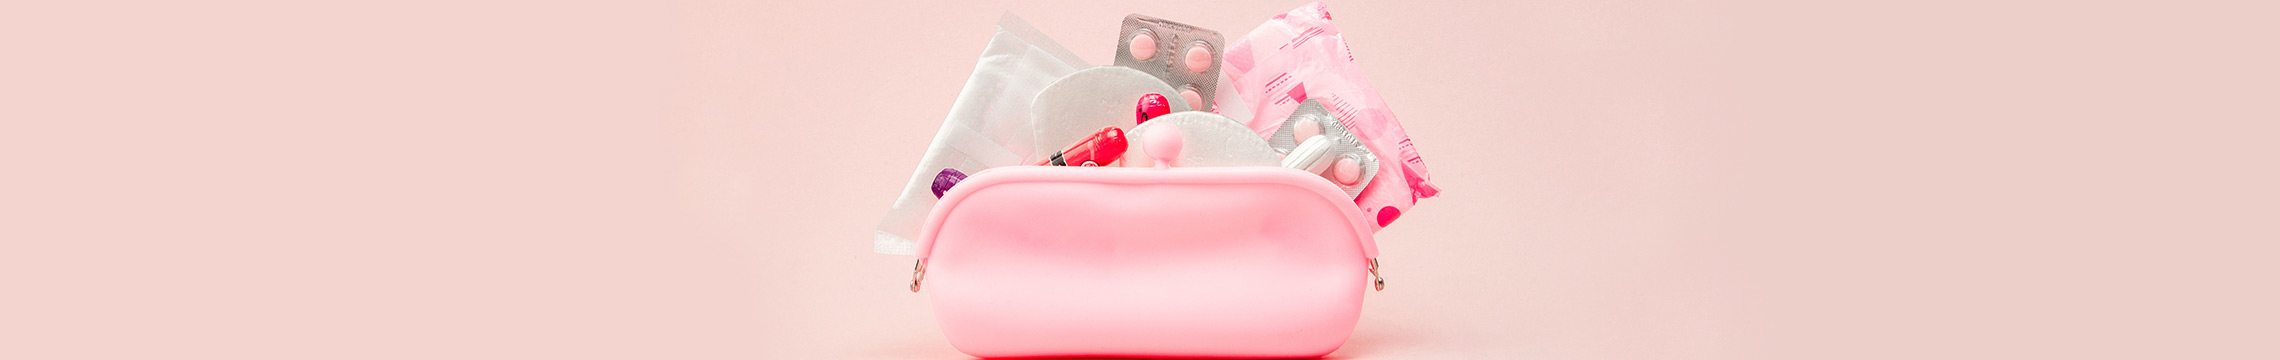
[875,13,1087,254]
[1225,2,1440,230]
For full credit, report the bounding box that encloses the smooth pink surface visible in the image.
[1143,124,1184,168]
[5,1,2276,360]
[917,166,1374,358]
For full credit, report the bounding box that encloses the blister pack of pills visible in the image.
[1113,14,1225,113]
[1268,100,1379,198]
[1225,2,1439,229]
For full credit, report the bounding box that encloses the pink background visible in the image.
[4,0,2274,359]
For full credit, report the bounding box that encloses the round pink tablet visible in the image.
[1184,43,1213,73]
[1128,32,1157,61]
[1179,88,1203,110]
[1332,156,1363,185]
[1294,120,1322,141]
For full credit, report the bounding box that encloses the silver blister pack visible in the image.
[1113,14,1224,112]
[1269,100,1379,198]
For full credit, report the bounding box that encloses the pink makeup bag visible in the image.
[911,165,1383,359]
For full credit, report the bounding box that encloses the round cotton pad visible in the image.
[1122,111,1279,168]
[1031,66,1193,164]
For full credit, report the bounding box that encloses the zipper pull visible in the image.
[909,259,926,292]
[1368,257,1385,291]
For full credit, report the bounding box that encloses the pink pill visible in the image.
[1332,156,1362,185]
[1184,43,1213,73]
[1135,93,1171,124]
[1128,32,1157,61]
[1294,120,1322,141]
[1179,88,1203,110]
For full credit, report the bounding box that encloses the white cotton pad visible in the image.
[1030,66,1192,166]
[1121,111,1280,168]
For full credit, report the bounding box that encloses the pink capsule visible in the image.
[1136,93,1171,124]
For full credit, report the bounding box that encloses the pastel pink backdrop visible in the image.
[3,0,2272,359]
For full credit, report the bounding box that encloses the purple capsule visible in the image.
[931,168,968,198]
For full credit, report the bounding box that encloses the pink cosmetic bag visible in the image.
[911,165,1383,358]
